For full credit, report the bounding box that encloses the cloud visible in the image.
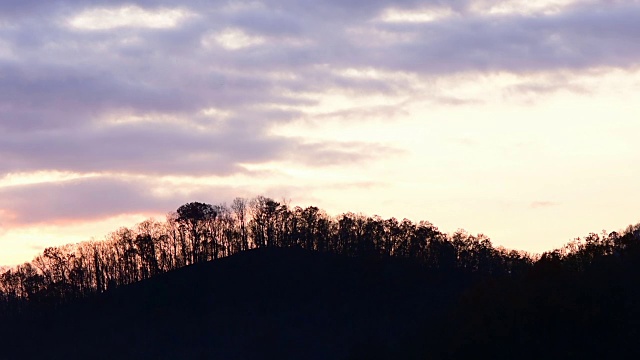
[207,28,266,50]
[0,117,397,176]
[0,173,389,226]
[292,141,405,166]
[0,176,238,225]
[1,0,639,227]
[505,82,589,97]
[369,5,640,74]
[67,5,194,30]
[0,177,168,225]
[2,1,638,150]
[3,2,638,135]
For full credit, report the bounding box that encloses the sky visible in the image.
[1,0,640,265]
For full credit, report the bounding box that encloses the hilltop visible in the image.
[1,198,640,359]
[2,247,471,359]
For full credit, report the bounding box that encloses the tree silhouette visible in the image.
[176,202,217,264]
[1,195,640,359]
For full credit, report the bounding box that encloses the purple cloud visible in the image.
[0,177,179,225]
[1,0,639,226]
[0,176,246,225]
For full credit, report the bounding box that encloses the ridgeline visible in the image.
[1,197,639,359]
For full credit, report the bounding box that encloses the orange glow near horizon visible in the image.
[0,213,165,266]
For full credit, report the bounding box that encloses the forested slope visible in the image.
[0,197,533,314]
[1,196,639,359]
[2,247,472,359]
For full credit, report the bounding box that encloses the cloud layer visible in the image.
[2,0,640,228]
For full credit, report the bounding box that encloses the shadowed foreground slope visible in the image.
[2,247,468,360]
[2,199,640,359]
[4,228,640,359]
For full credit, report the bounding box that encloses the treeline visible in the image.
[0,196,526,314]
[445,223,640,359]
[1,195,638,317]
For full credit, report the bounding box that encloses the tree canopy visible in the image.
[1,196,639,358]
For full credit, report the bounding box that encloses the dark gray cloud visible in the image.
[0,120,390,175]
[0,175,259,225]
[0,175,387,226]
[1,0,639,225]
[0,177,182,225]
[370,5,640,73]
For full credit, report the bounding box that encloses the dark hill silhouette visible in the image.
[2,247,471,360]
[446,238,640,359]
[2,198,640,359]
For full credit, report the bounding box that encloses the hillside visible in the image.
[2,199,640,359]
[1,247,471,360]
